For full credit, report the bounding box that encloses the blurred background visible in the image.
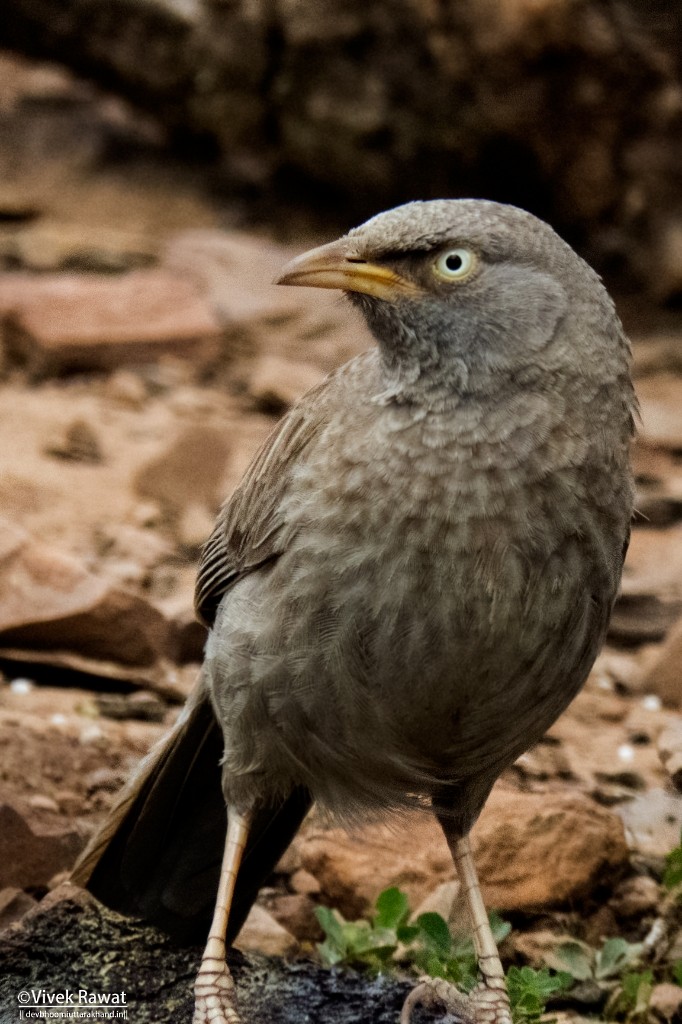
[2,0,682,1016]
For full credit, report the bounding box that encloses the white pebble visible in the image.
[79,724,104,744]
[50,713,68,727]
[594,674,613,691]
[10,678,34,694]
[617,743,635,763]
[642,694,662,712]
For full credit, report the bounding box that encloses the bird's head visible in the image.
[276,200,624,400]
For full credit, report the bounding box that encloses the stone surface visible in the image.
[261,893,322,943]
[0,803,82,890]
[638,375,682,451]
[649,983,682,1021]
[644,617,682,708]
[0,270,222,376]
[0,516,174,680]
[658,717,682,788]
[0,892,424,1024]
[293,788,628,918]
[472,791,629,913]
[0,886,36,931]
[617,788,682,857]
[234,903,298,957]
[248,355,326,414]
[133,424,232,518]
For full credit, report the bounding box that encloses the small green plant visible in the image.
[554,936,643,982]
[315,888,566,1023]
[605,969,654,1022]
[664,829,682,890]
[506,966,572,1024]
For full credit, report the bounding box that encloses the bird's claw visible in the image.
[401,977,512,1024]
[192,958,242,1024]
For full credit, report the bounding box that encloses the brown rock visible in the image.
[617,788,682,856]
[233,904,298,957]
[248,355,326,414]
[133,424,231,518]
[44,418,103,463]
[0,270,222,377]
[289,869,321,896]
[472,791,629,912]
[644,618,682,709]
[0,803,83,889]
[649,983,682,1021]
[0,516,172,671]
[609,875,660,918]
[296,813,453,919]
[294,788,628,919]
[0,886,37,930]
[658,718,682,788]
[637,375,682,452]
[264,893,322,943]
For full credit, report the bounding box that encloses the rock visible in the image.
[472,791,629,913]
[94,692,168,723]
[163,231,304,330]
[411,880,461,924]
[632,335,682,379]
[44,418,103,463]
[0,890,416,1024]
[611,526,682,643]
[649,983,682,1021]
[27,794,60,813]
[295,813,453,920]
[264,893,322,943]
[617,788,682,856]
[644,617,682,708]
[638,375,682,452]
[294,788,628,919]
[609,875,660,918]
[233,903,298,957]
[289,869,321,897]
[4,222,155,273]
[177,502,216,550]
[0,516,173,679]
[511,929,573,968]
[133,424,231,518]
[0,803,82,889]
[0,886,37,930]
[105,369,149,407]
[0,270,222,377]
[658,718,682,788]
[248,355,326,414]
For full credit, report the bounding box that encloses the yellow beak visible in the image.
[275,239,419,301]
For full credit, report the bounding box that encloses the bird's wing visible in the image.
[195,376,332,628]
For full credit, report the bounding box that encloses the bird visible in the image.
[73,199,635,1024]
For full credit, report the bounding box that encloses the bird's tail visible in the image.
[72,669,312,944]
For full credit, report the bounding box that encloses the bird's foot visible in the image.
[192,956,241,1024]
[400,976,512,1024]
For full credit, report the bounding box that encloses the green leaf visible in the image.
[506,966,570,1024]
[374,886,410,930]
[490,911,512,944]
[555,940,594,981]
[415,912,453,956]
[315,906,348,961]
[665,833,682,889]
[673,962,682,987]
[595,937,642,980]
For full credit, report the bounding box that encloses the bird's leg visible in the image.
[193,807,251,1024]
[401,833,512,1024]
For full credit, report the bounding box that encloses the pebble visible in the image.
[10,679,34,695]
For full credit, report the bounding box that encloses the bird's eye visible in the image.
[433,247,477,283]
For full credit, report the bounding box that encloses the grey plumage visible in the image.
[75,199,634,948]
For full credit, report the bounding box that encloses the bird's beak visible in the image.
[275,239,419,301]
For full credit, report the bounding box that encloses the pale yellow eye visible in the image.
[433,247,477,282]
